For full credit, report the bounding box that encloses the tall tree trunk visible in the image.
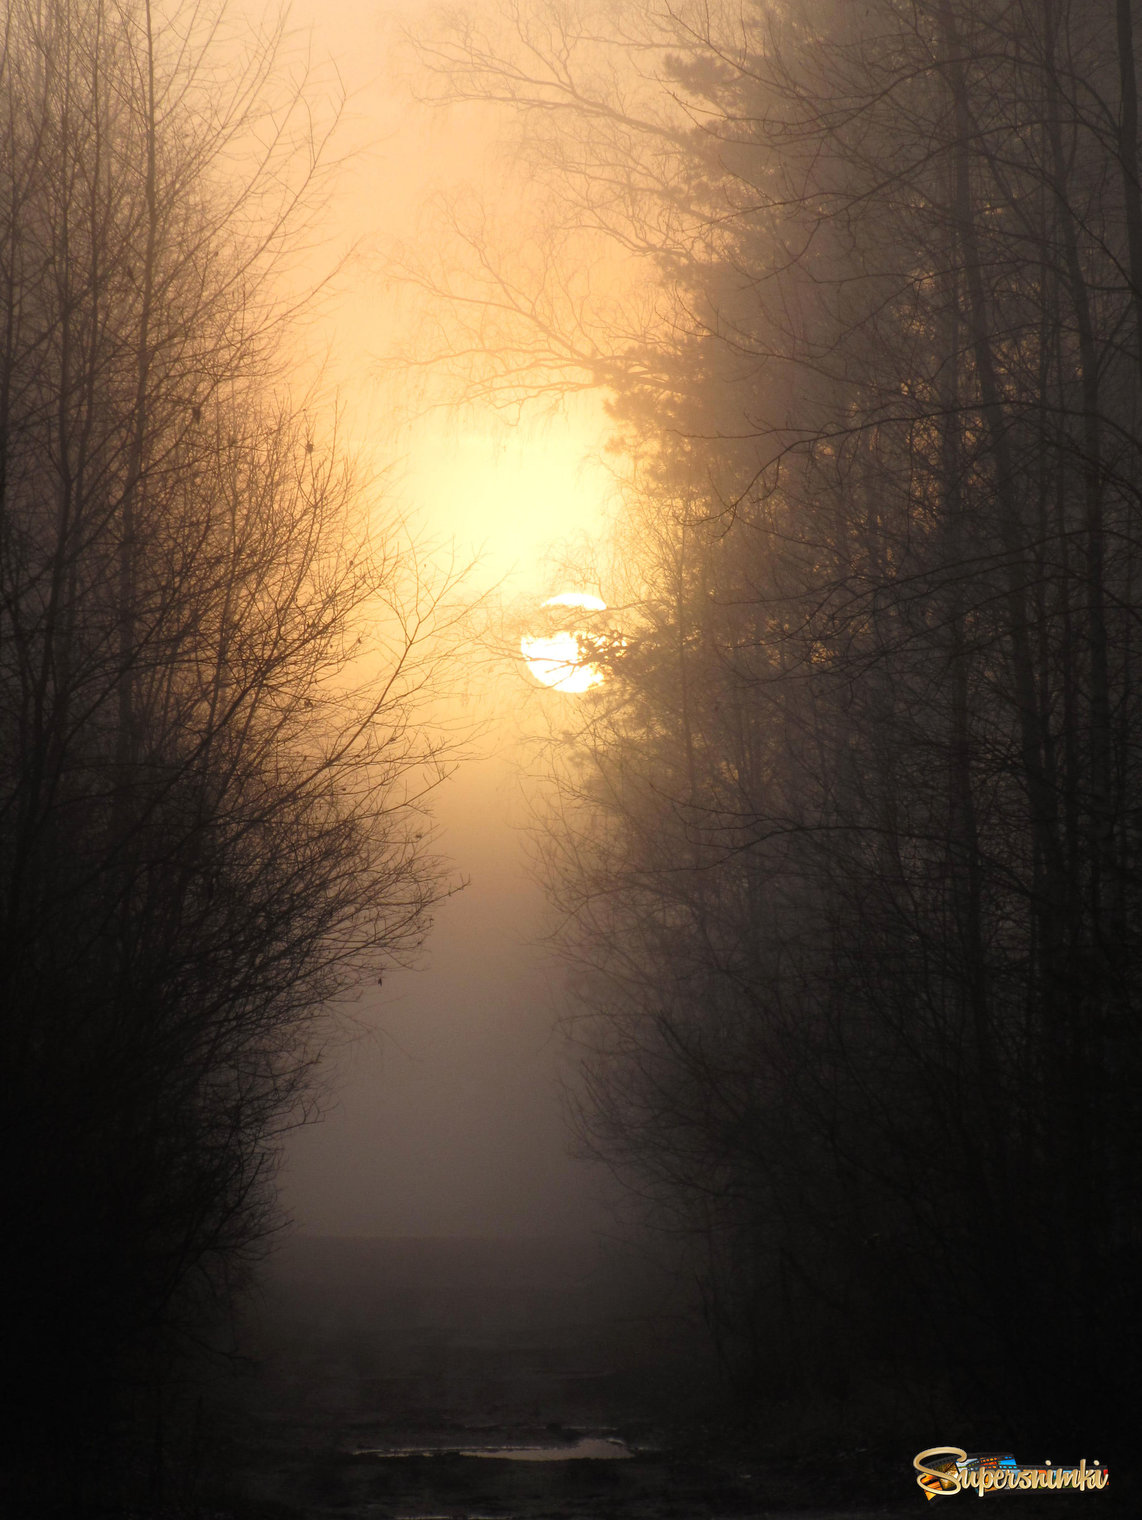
[118,0,156,784]
[1114,0,1142,381]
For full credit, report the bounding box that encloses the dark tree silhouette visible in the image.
[403,0,1142,1452]
[0,0,456,1507]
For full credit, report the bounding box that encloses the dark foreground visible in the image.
[221,1237,1125,1520]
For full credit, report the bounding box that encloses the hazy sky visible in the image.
[284,711,616,1238]
[256,0,622,1238]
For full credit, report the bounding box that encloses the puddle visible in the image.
[463,1436,633,1461]
[356,1436,634,1462]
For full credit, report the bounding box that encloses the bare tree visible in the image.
[0,0,458,1505]
[402,0,1142,1449]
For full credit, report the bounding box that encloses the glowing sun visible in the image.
[521,593,607,692]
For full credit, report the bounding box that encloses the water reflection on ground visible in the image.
[355,1435,634,1461]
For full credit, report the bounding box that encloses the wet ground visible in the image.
[227,1237,927,1520]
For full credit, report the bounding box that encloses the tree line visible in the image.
[406,0,1142,1452]
[0,1,452,1509]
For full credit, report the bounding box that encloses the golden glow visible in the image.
[396,408,615,598]
[522,593,607,692]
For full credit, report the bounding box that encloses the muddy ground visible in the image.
[221,1237,1118,1520]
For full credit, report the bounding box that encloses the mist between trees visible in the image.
[0,0,467,1510]
[399,0,1142,1455]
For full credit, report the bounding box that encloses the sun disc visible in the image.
[542,592,606,613]
[520,590,609,692]
[520,632,603,693]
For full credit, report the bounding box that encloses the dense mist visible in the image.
[2,0,1139,1514]
[283,717,615,1240]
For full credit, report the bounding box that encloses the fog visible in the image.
[249,0,622,1240]
[4,0,1138,1510]
[283,719,614,1239]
